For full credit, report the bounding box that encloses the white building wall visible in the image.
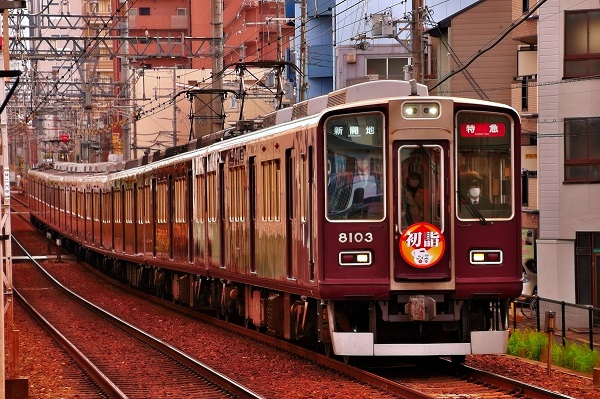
[537,0,600,302]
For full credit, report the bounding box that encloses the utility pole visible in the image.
[121,9,131,161]
[172,68,177,147]
[411,0,424,83]
[212,0,223,91]
[299,0,307,101]
[1,3,27,398]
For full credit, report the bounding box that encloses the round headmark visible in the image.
[399,222,445,268]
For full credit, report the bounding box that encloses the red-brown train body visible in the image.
[28,80,523,358]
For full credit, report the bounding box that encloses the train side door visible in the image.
[392,142,451,280]
[286,142,313,283]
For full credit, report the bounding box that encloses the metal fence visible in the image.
[512,295,600,351]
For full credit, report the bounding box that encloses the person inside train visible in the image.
[352,154,381,201]
[403,172,424,225]
[461,172,491,209]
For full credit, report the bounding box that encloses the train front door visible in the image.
[392,142,451,281]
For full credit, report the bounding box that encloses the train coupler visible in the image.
[405,295,437,321]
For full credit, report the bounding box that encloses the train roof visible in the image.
[31,79,517,182]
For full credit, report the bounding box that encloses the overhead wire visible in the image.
[18,0,142,127]
[429,0,549,90]
[18,0,600,148]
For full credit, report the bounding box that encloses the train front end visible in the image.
[321,97,523,357]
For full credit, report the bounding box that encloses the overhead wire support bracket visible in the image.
[223,61,300,112]
[0,70,21,115]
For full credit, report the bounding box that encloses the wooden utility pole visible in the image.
[411,0,424,83]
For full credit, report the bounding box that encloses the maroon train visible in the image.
[28,80,523,359]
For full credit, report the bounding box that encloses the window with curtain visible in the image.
[564,10,600,78]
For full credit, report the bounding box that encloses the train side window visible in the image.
[237,167,246,221]
[156,180,168,223]
[227,166,245,222]
[102,191,111,224]
[261,159,281,222]
[113,188,121,223]
[60,187,65,214]
[65,187,70,215]
[136,186,144,225]
[125,187,133,224]
[70,187,76,217]
[174,177,186,223]
[195,174,204,223]
[85,190,90,221]
[456,112,514,220]
[93,190,101,223]
[143,184,151,223]
[78,188,84,219]
[207,171,217,223]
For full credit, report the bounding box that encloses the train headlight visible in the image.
[403,105,419,116]
[469,249,503,265]
[423,105,438,116]
[339,251,372,266]
[402,102,440,119]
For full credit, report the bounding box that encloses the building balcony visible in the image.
[129,15,189,32]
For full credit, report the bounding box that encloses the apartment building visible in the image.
[537,0,600,312]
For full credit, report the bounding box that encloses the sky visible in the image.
[425,0,479,22]
[334,1,481,44]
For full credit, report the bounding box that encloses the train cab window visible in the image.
[399,145,443,231]
[325,112,385,221]
[456,111,514,220]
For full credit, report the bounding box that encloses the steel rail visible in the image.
[11,235,264,399]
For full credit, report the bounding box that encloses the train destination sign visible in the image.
[399,222,445,268]
[460,122,506,137]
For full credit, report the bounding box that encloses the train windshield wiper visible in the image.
[457,190,487,225]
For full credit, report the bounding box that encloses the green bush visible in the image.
[508,328,547,360]
[508,329,600,374]
[552,341,600,374]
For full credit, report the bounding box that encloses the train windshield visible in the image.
[456,111,514,220]
[325,112,385,221]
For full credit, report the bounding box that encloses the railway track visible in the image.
[12,236,263,399]
[366,357,576,399]
[9,193,579,398]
